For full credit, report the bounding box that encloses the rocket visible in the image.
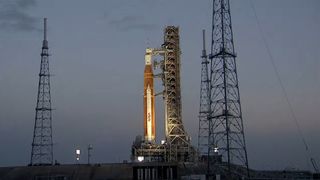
[144,48,156,142]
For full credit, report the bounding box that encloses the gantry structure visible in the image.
[132,26,195,163]
[161,26,194,162]
[30,18,53,166]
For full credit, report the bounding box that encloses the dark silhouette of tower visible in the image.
[30,18,53,165]
[197,30,210,158]
[207,0,249,177]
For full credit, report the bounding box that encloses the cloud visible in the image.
[108,15,157,32]
[0,0,39,32]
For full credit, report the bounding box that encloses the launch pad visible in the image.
[131,138,195,163]
[131,26,196,163]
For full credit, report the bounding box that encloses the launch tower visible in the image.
[132,26,195,163]
[161,26,193,162]
[30,18,53,166]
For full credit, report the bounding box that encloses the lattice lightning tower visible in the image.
[207,0,249,177]
[30,18,53,165]
[197,30,210,157]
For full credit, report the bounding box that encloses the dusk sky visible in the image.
[0,0,319,171]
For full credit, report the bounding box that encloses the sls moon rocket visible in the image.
[144,48,156,142]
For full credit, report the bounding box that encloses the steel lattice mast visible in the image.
[208,0,249,177]
[197,30,210,157]
[30,18,53,165]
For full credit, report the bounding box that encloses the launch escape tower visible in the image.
[132,26,195,163]
[205,0,249,177]
[30,18,53,166]
[197,30,210,158]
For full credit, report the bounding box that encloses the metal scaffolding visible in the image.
[162,26,189,146]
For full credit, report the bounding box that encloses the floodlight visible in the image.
[137,156,144,162]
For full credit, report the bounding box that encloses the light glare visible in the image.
[137,156,144,162]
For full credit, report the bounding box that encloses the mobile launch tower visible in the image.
[132,26,195,163]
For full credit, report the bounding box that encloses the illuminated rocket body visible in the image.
[144,49,156,142]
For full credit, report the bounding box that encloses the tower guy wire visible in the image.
[248,0,319,172]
